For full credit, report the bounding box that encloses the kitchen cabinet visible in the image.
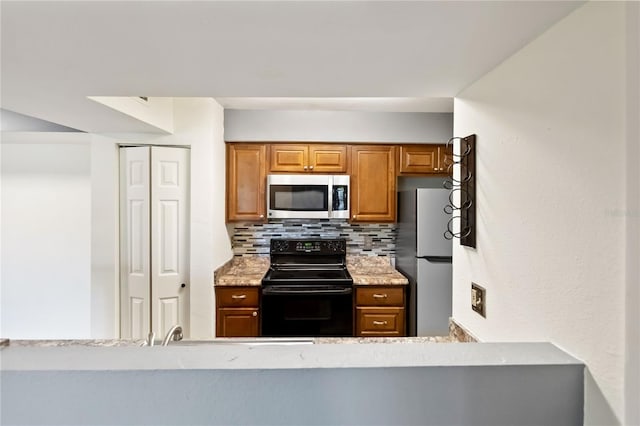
[226,144,266,222]
[349,145,396,222]
[355,286,406,337]
[398,144,452,175]
[269,144,347,173]
[215,287,260,337]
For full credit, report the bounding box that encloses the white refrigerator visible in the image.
[396,188,452,336]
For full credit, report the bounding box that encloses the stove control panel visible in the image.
[295,241,322,252]
[270,239,347,255]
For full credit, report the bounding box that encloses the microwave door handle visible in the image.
[328,178,333,217]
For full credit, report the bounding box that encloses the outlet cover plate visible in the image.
[471,283,486,317]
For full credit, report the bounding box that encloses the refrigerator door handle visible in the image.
[416,256,452,263]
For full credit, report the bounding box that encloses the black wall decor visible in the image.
[443,134,476,248]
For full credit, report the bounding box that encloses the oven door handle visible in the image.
[262,287,353,296]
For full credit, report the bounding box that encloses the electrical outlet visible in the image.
[471,283,486,317]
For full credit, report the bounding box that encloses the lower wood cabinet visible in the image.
[215,285,406,337]
[355,286,406,337]
[215,286,260,337]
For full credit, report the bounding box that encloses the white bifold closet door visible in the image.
[120,146,190,340]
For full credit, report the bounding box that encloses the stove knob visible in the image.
[272,240,289,252]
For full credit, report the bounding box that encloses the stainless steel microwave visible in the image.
[267,174,350,219]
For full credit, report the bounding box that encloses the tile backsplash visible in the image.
[228,219,396,257]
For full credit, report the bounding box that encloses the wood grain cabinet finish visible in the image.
[215,287,260,337]
[398,144,452,175]
[349,145,396,222]
[226,144,266,222]
[269,144,347,173]
[355,286,406,337]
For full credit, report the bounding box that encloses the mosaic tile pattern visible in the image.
[229,219,397,257]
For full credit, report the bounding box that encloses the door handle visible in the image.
[180,283,186,288]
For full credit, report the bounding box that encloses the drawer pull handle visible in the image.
[231,294,247,300]
[373,320,388,326]
[372,294,388,299]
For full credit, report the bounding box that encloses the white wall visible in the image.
[94,97,231,339]
[224,110,453,142]
[625,3,640,425]
[1,133,92,338]
[1,98,230,340]
[90,136,119,338]
[453,2,635,424]
[88,97,174,133]
[0,109,80,132]
[163,97,231,339]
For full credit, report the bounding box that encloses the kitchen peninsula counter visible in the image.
[1,341,584,425]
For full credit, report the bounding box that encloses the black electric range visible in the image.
[261,238,353,337]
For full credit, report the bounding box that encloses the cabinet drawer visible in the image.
[356,287,404,306]
[216,287,259,307]
[356,307,405,336]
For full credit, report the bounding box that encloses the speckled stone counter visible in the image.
[214,256,270,286]
[316,336,454,344]
[347,255,408,285]
[5,339,144,348]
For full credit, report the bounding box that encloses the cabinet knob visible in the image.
[252,311,257,317]
[309,165,314,170]
[180,283,186,288]
[303,165,308,170]
[259,214,264,219]
[352,215,356,219]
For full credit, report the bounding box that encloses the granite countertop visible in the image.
[3,321,476,348]
[347,255,408,286]
[214,256,270,286]
[214,254,408,287]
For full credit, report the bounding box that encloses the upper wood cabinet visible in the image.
[398,144,451,175]
[269,144,347,173]
[226,144,266,222]
[350,145,396,222]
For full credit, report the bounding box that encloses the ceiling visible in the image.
[1,1,584,134]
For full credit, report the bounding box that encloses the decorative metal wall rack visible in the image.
[443,134,476,248]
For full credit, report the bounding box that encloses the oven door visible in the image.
[261,285,353,337]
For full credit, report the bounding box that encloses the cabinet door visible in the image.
[308,144,347,173]
[216,308,259,337]
[269,144,308,172]
[398,145,439,174]
[350,145,396,222]
[355,307,405,336]
[226,144,266,221]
